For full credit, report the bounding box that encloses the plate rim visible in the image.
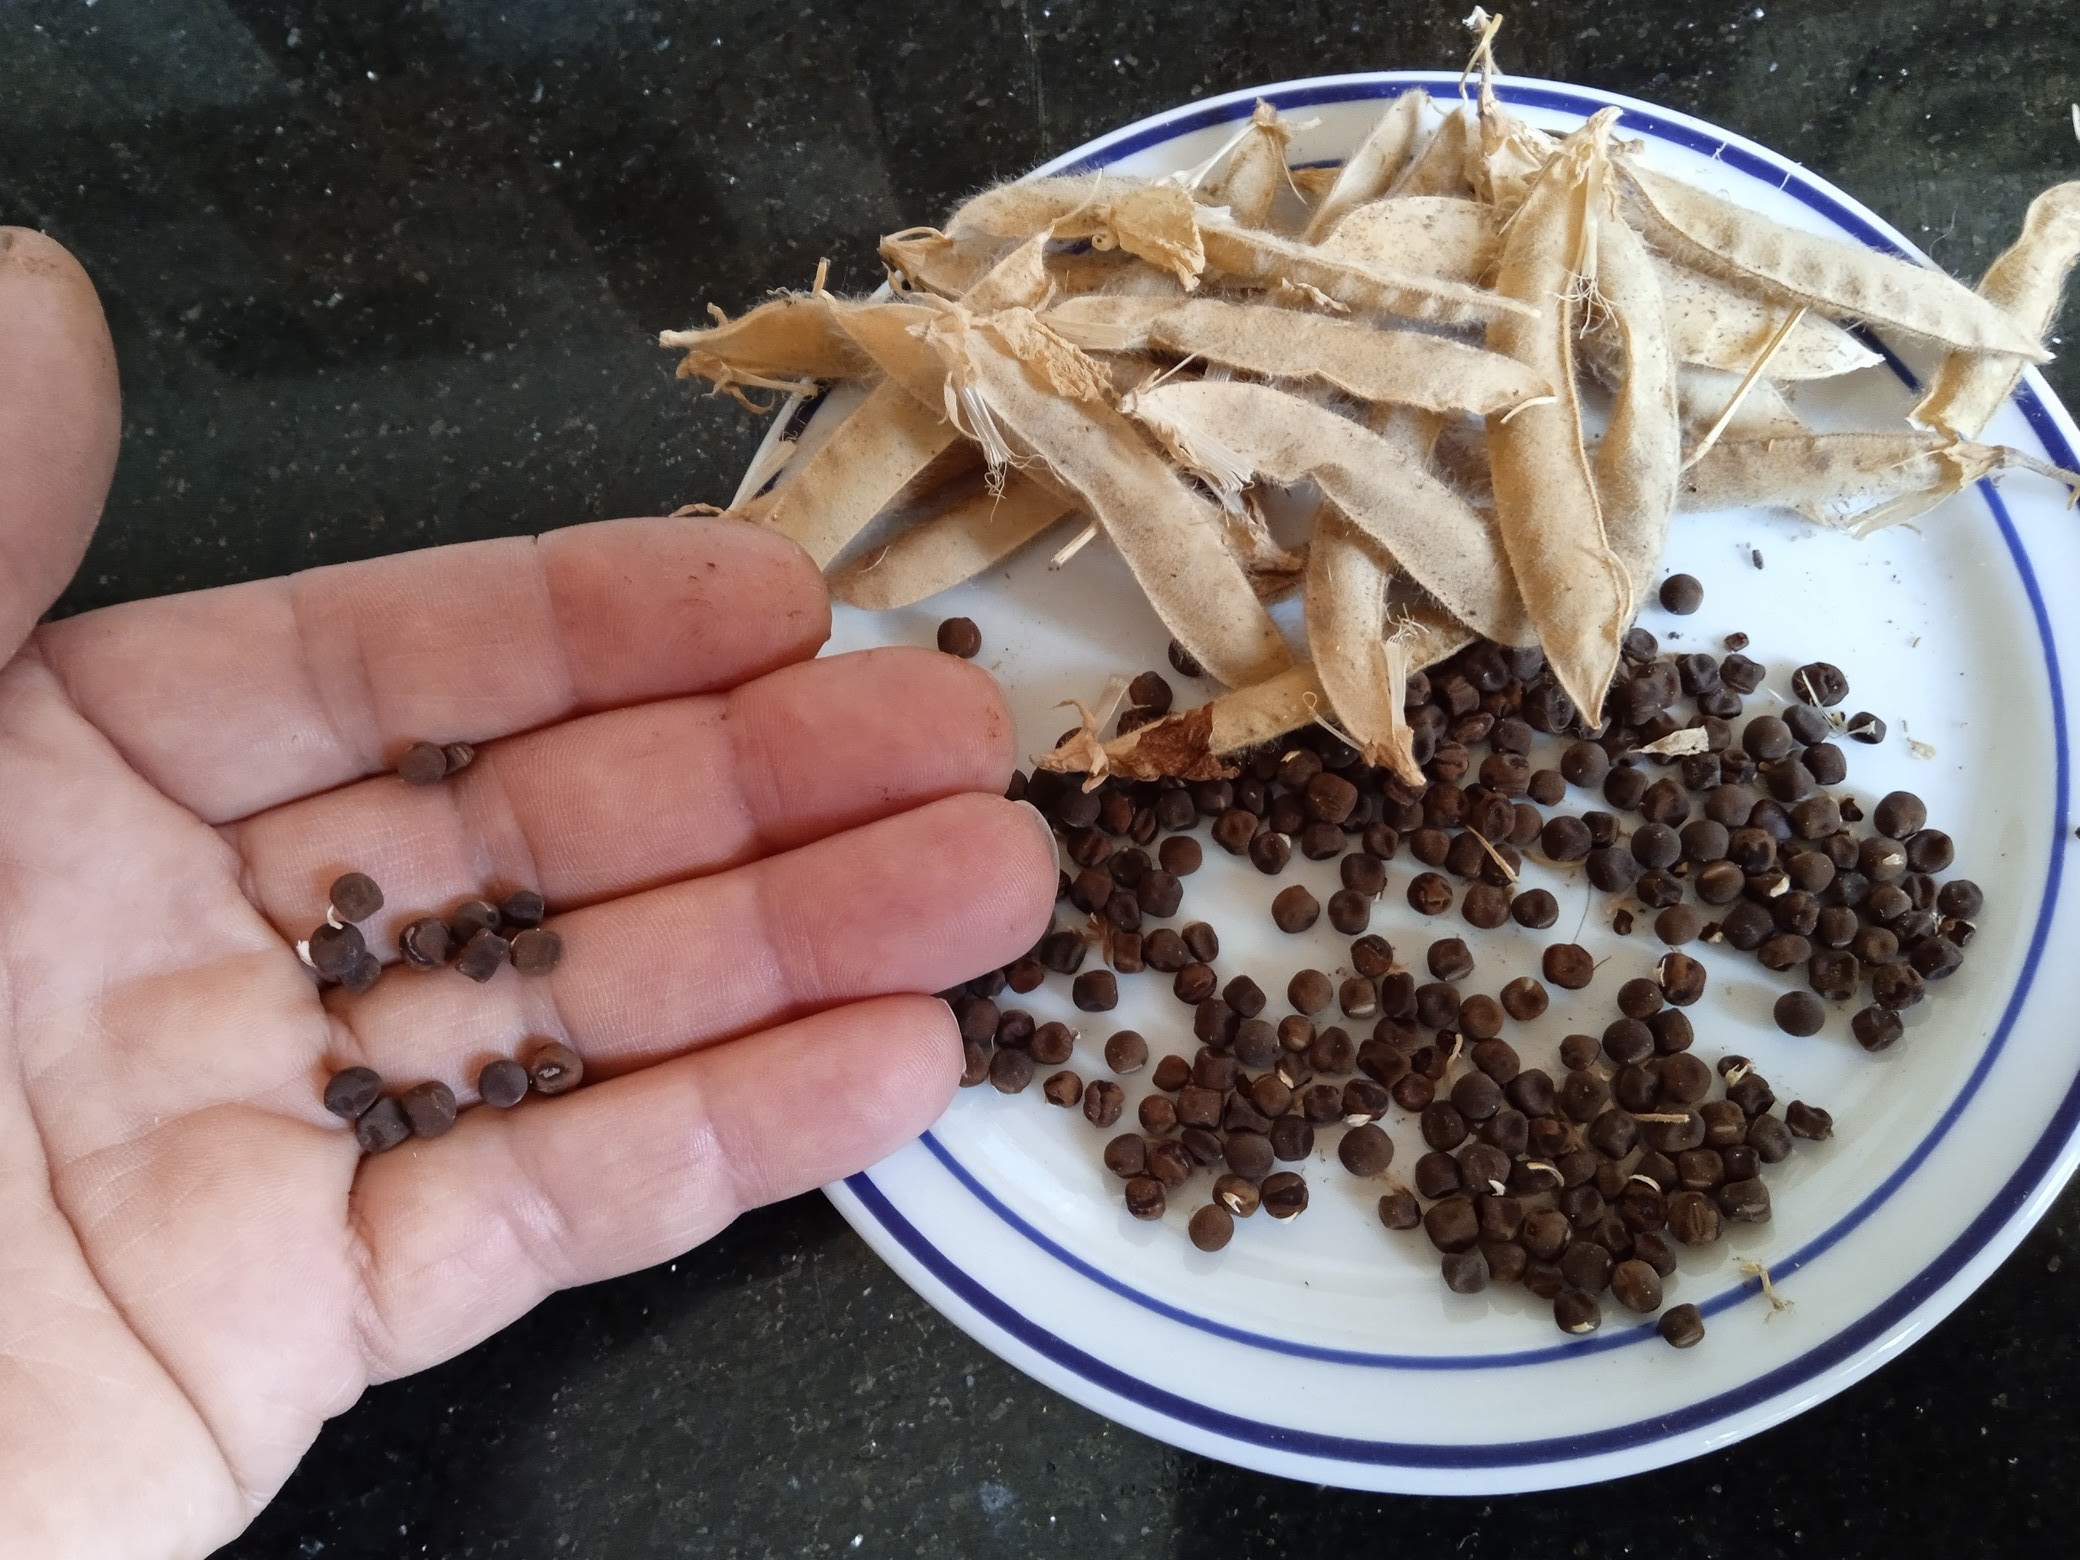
[819,68,2080,1491]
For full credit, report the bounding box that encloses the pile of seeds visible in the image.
[304,865,578,1153]
[663,13,2080,786]
[301,870,566,997]
[951,603,1977,1341]
[323,1042,585,1154]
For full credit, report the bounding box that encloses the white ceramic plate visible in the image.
[801,73,2080,1493]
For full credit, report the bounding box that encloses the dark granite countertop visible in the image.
[5,2,2077,1554]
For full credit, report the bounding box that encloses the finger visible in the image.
[37,516,830,823]
[349,992,961,1379]
[1,228,120,660]
[231,646,1015,931]
[330,792,1056,1088]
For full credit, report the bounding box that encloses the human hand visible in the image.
[0,227,1056,1557]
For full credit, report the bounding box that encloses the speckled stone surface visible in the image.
[5,2,2078,1555]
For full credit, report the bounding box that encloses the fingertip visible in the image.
[1,224,120,652]
[966,790,1063,953]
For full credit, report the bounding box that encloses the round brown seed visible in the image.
[354,1096,411,1153]
[1261,1172,1309,1220]
[1042,1069,1083,1107]
[1072,971,1118,1011]
[1555,1289,1603,1334]
[323,1066,383,1120]
[1659,1303,1706,1348]
[989,1047,1035,1095]
[1189,1203,1234,1251]
[396,741,448,785]
[935,617,982,657]
[1271,885,1321,933]
[1338,1122,1395,1177]
[328,872,385,924]
[1659,573,1703,613]
[401,1079,459,1138]
[1124,1177,1166,1221]
[509,927,563,976]
[1499,976,1548,1022]
[476,1058,530,1109]
[1543,943,1595,990]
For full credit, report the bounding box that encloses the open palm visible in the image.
[0,228,1056,1557]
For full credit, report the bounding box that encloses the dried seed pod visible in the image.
[1617,159,2049,360]
[1652,257,1881,379]
[1040,664,1335,783]
[1128,379,1533,647]
[1392,102,1481,200]
[948,175,1209,288]
[1485,110,1633,716]
[1045,295,1551,416]
[658,291,870,397]
[1305,511,1467,786]
[1317,193,1498,286]
[1591,205,1682,602]
[1196,209,1535,328]
[830,476,1077,610]
[1915,182,2080,438]
[1197,101,1296,231]
[1304,89,1434,242]
[1679,430,2080,534]
[941,323,1292,689]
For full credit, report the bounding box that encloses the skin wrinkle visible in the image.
[285,568,382,785]
[4,988,247,1525]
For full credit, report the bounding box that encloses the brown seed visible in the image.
[401,1079,459,1138]
[1102,1134,1147,1179]
[525,1040,585,1097]
[509,927,564,976]
[1659,1303,1706,1348]
[1261,1171,1309,1220]
[1555,1289,1603,1334]
[1424,1194,1481,1253]
[1786,1100,1835,1140]
[1042,1070,1083,1107]
[1189,1203,1235,1251]
[328,872,385,924]
[1543,943,1595,990]
[323,1066,383,1120]
[1509,889,1559,930]
[354,1096,411,1153]
[475,1058,530,1109]
[1498,976,1548,1023]
[1327,889,1372,936]
[396,741,448,785]
[399,916,452,968]
[1667,1189,1723,1245]
[1124,1177,1167,1221]
[1214,1173,1262,1217]
[456,928,511,983]
[990,1047,1036,1096]
[498,890,547,931]
[1610,1258,1664,1313]
[1658,952,1706,1005]
[936,617,982,657]
[1072,971,1119,1012]
[1281,969,1331,1016]
[1407,871,1454,915]
[306,921,368,981]
[1338,1122,1396,1177]
[1272,885,1321,933]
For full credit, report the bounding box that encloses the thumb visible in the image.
[0,227,120,658]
